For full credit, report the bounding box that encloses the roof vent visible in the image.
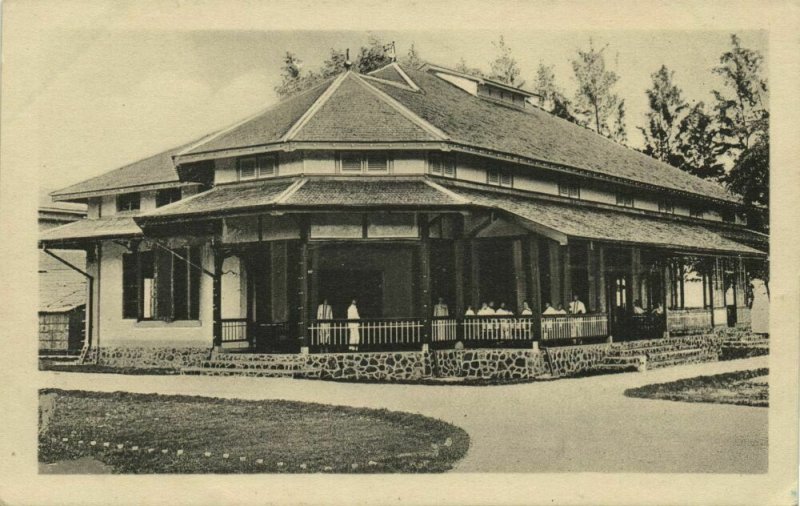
[344,48,353,70]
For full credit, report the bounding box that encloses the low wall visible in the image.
[544,344,611,377]
[85,345,209,369]
[434,349,547,380]
[303,351,430,381]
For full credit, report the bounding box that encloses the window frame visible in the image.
[155,188,182,208]
[116,192,141,213]
[689,206,706,219]
[487,168,513,187]
[337,152,392,174]
[122,247,201,321]
[558,181,581,199]
[658,200,675,214]
[616,193,635,208]
[428,153,456,178]
[237,155,278,181]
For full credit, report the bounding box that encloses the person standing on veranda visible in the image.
[750,279,769,335]
[347,298,360,351]
[316,298,333,351]
[433,297,449,341]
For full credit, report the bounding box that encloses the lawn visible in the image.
[624,368,768,407]
[39,359,180,375]
[39,389,469,474]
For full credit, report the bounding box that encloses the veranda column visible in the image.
[548,241,561,307]
[662,257,672,337]
[469,239,480,308]
[631,247,641,306]
[297,218,310,352]
[587,242,596,312]
[418,214,432,347]
[526,236,542,340]
[597,245,607,313]
[212,246,223,348]
[562,244,572,308]
[453,239,465,316]
[512,238,527,312]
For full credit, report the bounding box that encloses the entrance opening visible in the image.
[318,269,384,319]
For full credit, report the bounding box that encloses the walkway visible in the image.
[40,356,768,473]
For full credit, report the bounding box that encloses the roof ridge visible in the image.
[366,62,420,91]
[176,76,338,157]
[282,72,350,141]
[273,178,307,204]
[352,73,449,141]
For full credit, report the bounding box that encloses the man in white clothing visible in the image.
[316,298,333,349]
[542,302,558,315]
[433,297,449,341]
[569,294,586,314]
[347,299,360,351]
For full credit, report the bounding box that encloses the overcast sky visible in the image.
[3,1,768,194]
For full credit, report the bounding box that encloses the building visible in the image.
[39,62,767,371]
[39,193,87,354]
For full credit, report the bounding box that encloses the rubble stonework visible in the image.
[543,344,611,377]
[434,349,548,379]
[85,346,208,369]
[302,351,430,381]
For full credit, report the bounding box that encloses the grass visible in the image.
[624,368,768,407]
[39,360,180,375]
[39,389,469,474]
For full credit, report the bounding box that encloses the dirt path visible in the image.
[39,356,768,473]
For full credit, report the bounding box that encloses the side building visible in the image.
[40,63,768,372]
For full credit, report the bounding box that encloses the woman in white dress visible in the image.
[750,279,769,335]
[347,299,360,350]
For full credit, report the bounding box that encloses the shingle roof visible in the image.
[448,185,763,256]
[369,67,741,204]
[292,75,436,142]
[368,63,412,86]
[182,79,334,155]
[39,250,86,312]
[39,217,142,243]
[139,177,465,220]
[142,179,298,219]
[51,144,189,199]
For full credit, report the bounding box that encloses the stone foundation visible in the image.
[302,351,430,381]
[434,349,548,380]
[84,345,209,369]
[544,344,611,377]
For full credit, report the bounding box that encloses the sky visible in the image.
[1,1,768,194]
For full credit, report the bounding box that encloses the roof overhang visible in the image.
[51,181,203,203]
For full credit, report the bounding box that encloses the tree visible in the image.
[532,63,581,124]
[639,65,687,164]
[400,43,424,68]
[356,36,393,74]
[675,102,726,180]
[454,57,485,78]
[571,40,626,141]
[320,48,348,78]
[488,35,521,86]
[725,131,769,231]
[712,34,769,155]
[274,52,309,97]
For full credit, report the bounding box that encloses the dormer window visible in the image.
[658,200,674,214]
[487,169,512,187]
[238,155,277,181]
[155,188,182,208]
[722,210,736,223]
[558,182,580,199]
[616,193,634,208]
[116,192,141,212]
[337,152,390,173]
[428,153,456,177]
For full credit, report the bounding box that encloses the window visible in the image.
[338,152,390,173]
[558,182,580,199]
[428,153,456,177]
[238,155,277,180]
[722,210,735,223]
[116,192,141,212]
[658,200,674,214]
[155,188,182,208]
[690,207,705,219]
[122,247,201,321]
[487,169,512,187]
[616,193,634,208]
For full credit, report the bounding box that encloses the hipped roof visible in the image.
[52,64,744,206]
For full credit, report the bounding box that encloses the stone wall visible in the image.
[433,349,548,380]
[544,344,611,377]
[302,351,430,381]
[85,346,209,369]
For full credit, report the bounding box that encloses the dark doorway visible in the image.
[476,239,515,309]
[318,269,384,319]
[607,271,630,337]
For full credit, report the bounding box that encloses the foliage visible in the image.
[400,43,424,69]
[675,102,727,179]
[725,134,769,231]
[356,36,395,74]
[571,40,627,143]
[640,65,687,164]
[454,57,485,78]
[488,35,522,86]
[712,34,769,155]
[532,63,581,124]
[39,389,470,474]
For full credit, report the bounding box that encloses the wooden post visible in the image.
[297,219,310,350]
[708,257,715,327]
[527,236,542,340]
[631,247,641,308]
[469,239,480,308]
[548,241,561,308]
[597,245,607,313]
[562,244,571,308]
[512,238,527,313]
[212,248,223,348]
[453,239,465,316]
[662,258,671,337]
[310,246,320,319]
[419,214,431,346]
[587,243,597,312]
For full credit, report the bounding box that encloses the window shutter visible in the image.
[487,170,500,184]
[366,153,388,172]
[443,158,455,177]
[340,153,362,172]
[500,172,512,187]
[258,156,276,177]
[239,158,257,180]
[429,154,443,175]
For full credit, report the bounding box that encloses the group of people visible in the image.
[315,297,360,351]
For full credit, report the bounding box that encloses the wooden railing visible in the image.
[461,316,534,342]
[431,317,459,342]
[540,314,608,341]
[221,318,249,343]
[309,318,424,347]
[666,308,713,334]
[626,313,665,340]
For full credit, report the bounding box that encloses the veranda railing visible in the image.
[460,315,534,342]
[309,317,425,348]
[540,314,608,342]
[666,308,713,334]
